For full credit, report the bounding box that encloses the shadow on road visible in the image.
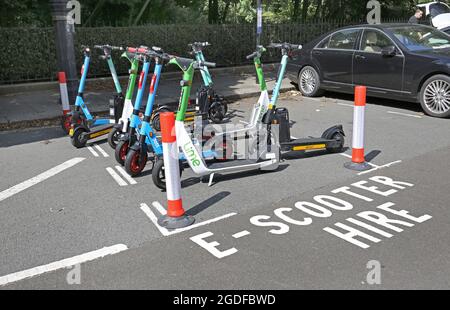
[186,191,231,216]
[0,126,66,148]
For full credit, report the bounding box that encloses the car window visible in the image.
[316,36,331,49]
[360,30,394,53]
[327,29,360,50]
[389,25,450,51]
[430,3,450,17]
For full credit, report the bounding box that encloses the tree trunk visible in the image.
[208,0,219,24]
[84,0,105,26]
[313,0,322,19]
[302,0,310,22]
[292,0,300,22]
[221,1,231,23]
[134,0,152,26]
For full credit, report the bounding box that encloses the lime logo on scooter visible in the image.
[183,142,201,167]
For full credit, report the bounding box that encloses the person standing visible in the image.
[409,9,423,24]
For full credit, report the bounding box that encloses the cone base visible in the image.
[344,161,372,171]
[158,214,195,229]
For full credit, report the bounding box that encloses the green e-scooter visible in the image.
[152,49,280,189]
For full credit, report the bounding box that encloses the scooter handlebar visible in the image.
[268,42,302,50]
[94,45,123,51]
[246,45,266,60]
[188,42,211,48]
[200,61,216,68]
[126,46,149,54]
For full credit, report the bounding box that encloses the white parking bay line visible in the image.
[140,203,237,237]
[152,201,167,215]
[0,244,128,286]
[0,157,86,203]
[87,146,99,157]
[115,166,137,185]
[94,144,110,157]
[357,160,402,176]
[387,111,423,119]
[106,167,127,187]
[337,102,354,108]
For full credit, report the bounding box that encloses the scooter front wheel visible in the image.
[152,159,183,191]
[115,140,129,166]
[124,149,148,177]
[71,127,88,148]
[107,127,122,149]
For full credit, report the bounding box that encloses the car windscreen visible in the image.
[389,26,450,51]
[430,3,450,17]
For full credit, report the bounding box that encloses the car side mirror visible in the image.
[381,46,397,57]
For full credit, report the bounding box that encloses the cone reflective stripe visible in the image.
[163,141,183,217]
[158,112,194,228]
[345,86,371,171]
[58,72,70,115]
[352,86,366,163]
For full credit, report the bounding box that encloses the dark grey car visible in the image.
[287,23,450,118]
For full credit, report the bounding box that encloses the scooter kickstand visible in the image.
[208,173,215,187]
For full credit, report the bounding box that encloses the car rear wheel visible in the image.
[298,66,324,97]
[420,75,450,118]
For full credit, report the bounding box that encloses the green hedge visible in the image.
[0,20,403,84]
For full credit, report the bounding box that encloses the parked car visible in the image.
[417,1,450,34]
[287,23,450,117]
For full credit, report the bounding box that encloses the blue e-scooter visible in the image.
[121,47,219,177]
[70,45,124,148]
[114,46,152,165]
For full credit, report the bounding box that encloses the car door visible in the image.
[353,28,404,93]
[312,28,361,86]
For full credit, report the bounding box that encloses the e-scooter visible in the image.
[70,45,125,148]
[114,47,153,165]
[262,43,345,155]
[152,55,280,189]
[209,45,271,139]
[122,47,219,177]
[106,49,141,149]
[151,42,228,131]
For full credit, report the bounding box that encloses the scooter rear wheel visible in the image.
[71,127,88,148]
[208,103,227,124]
[107,127,122,149]
[152,159,183,191]
[124,149,148,177]
[115,140,129,166]
[327,132,345,153]
[152,108,171,132]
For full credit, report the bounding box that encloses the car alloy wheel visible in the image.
[423,79,450,114]
[300,68,317,95]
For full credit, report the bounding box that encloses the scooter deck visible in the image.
[281,137,331,152]
[207,158,274,170]
[83,124,114,140]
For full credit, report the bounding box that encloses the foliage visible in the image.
[0,0,423,27]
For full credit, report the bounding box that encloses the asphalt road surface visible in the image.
[0,91,449,289]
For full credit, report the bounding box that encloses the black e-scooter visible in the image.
[264,43,345,155]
